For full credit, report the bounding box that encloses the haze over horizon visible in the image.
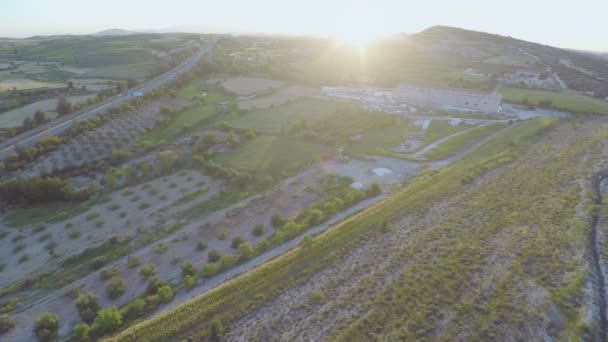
[1,0,608,51]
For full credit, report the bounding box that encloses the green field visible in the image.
[423,123,506,160]
[227,99,355,135]
[500,86,608,114]
[110,118,561,342]
[141,92,230,144]
[214,135,328,177]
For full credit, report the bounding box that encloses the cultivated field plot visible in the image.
[214,76,284,96]
[21,98,186,177]
[500,86,608,114]
[226,98,363,135]
[0,94,97,128]
[0,79,66,91]
[0,170,216,287]
[238,85,323,110]
[214,135,329,177]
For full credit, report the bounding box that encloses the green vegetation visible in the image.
[34,312,59,342]
[214,135,325,177]
[109,118,557,341]
[141,92,230,143]
[423,123,506,160]
[500,86,608,114]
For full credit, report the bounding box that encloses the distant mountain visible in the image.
[91,29,136,37]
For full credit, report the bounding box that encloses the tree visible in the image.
[75,293,100,324]
[238,242,253,261]
[183,275,195,290]
[33,110,47,126]
[202,263,218,277]
[34,312,59,341]
[231,235,245,249]
[71,323,90,342]
[93,308,122,334]
[105,276,126,299]
[56,96,73,116]
[22,116,35,130]
[0,314,16,334]
[157,285,174,303]
[181,261,198,277]
[103,169,117,190]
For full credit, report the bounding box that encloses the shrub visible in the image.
[85,212,100,221]
[202,263,219,278]
[196,241,207,251]
[71,323,90,342]
[208,249,221,263]
[33,224,46,233]
[220,254,235,270]
[216,228,228,240]
[145,277,166,295]
[252,224,265,237]
[271,214,285,228]
[231,235,245,249]
[75,293,99,324]
[18,254,29,263]
[138,264,157,279]
[122,298,145,321]
[38,232,52,242]
[34,312,59,341]
[64,222,73,229]
[181,261,198,277]
[108,203,121,211]
[105,277,126,299]
[100,267,120,280]
[127,256,141,268]
[0,314,15,334]
[157,285,174,303]
[238,242,253,261]
[183,275,195,290]
[119,212,128,218]
[209,318,225,340]
[95,220,105,228]
[0,264,4,272]
[93,308,122,334]
[154,243,168,254]
[68,230,81,239]
[138,202,151,210]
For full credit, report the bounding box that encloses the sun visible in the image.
[332,29,379,49]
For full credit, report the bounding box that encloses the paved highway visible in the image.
[0,40,214,161]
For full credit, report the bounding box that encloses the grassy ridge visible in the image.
[500,86,608,114]
[109,118,557,342]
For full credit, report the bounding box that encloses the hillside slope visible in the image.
[111,117,608,341]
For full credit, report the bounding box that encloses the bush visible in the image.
[183,275,195,290]
[196,241,207,251]
[127,256,141,268]
[231,235,245,249]
[68,230,81,239]
[181,261,198,277]
[209,318,225,340]
[238,242,253,261]
[93,308,122,334]
[271,214,285,228]
[122,298,145,321]
[216,228,228,240]
[154,243,168,254]
[157,285,174,303]
[71,323,90,342]
[252,224,265,237]
[100,266,120,280]
[220,254,235,270]
[75,293,100,324]
[202,263,218,278]
[34,312,59,341]
[105,277,126,299]
[208,249,221,263]
[138,264,157,279]
[0,314,15,334]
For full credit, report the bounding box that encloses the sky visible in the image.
[1,0,607,51]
